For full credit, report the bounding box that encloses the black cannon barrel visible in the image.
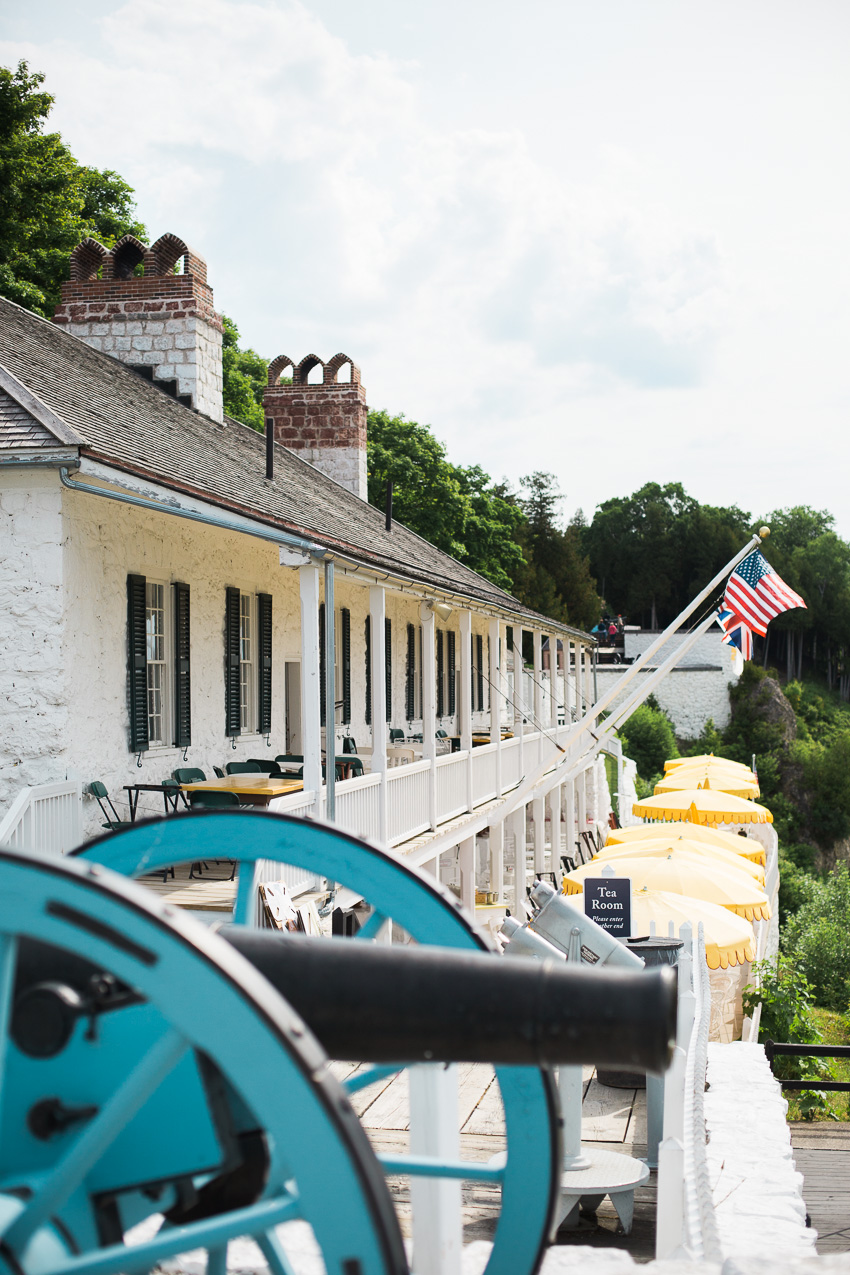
[222,930,677,1073]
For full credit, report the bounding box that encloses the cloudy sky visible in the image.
[3,0,849,533]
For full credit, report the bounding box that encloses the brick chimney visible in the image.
[263,354,368,499]
[53,233,223,421]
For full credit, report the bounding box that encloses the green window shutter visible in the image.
[319,603,326,726]
[224,586,241,737]
[127,573,149,753]
[341,608,351,724]
[257,592,273,736]
[406,623,416,721]
[436,630,444,718]
[365,616,371,725]
[173,582,191,748]
[447,630,456,716]
[385,618,392,722]
[475,634,484,712]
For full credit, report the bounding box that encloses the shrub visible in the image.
[782,864,850,1010]
[619,701,678,781]
[743,958,837,1119]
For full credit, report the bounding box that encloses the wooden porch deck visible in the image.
[331,1061,655,1258]
[791,1123,850,1253]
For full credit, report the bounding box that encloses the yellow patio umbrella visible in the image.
[606,820,767,866]
[654,771,760,800]
[632,791,773,825]
[592,835,766,885]
[664,754,755,775]
[563,850,771,921]
[662,760,757,784]
[629,888,756,969]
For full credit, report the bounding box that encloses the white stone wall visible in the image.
[65,314,223,422]
[0,469,70,794]
[294,445,368,500]
[624,627,737,669]
[596,665,737,738]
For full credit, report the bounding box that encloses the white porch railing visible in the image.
[471,744,498,805]
[656,923,720,1261]
[0,781,82,855]
[387,760,432,847]
[436,752,469,823]
[334,773,382,840]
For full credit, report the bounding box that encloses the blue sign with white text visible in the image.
[583,877,632,938]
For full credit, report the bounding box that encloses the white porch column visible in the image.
[514,628,525,777]
[564,778,576,865]
[549,635,559,730]
[421,604,438,830]
[488,617,502,794]
[458,836,476,914]
[508,805,525,912]
[532,795,546,876]
[489,821,505,902]
[575,640,585,716]
[370,585,388,843]
[459,610,473,812]
[299,563,322,806]
[577,766,588,851]
[549,782,562,880]
[410,1065,462,1275]
[564,639,574,723]
[533,629,543,730]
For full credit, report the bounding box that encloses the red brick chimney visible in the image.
[263,354,368,499]
[53,233,224,421]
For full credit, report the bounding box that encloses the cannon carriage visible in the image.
[0,812,676,1275]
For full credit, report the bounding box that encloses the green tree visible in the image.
[366,410,525,590]
[221,314,268,430]
[782,865,850,1011]
[583,482,750,628]
[0,61,145,316]
[510,473,601,630]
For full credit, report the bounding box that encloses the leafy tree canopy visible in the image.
[582,480,750,628]
[221,314,267,430]
[508,472,601,631]
[0,61,145,316]
[366,410,525,591]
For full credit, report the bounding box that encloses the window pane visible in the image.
[145,584,166,744]
[240,594,254,730]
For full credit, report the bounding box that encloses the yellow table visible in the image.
[181,776,304,807]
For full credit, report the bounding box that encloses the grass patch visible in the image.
[785,1008,850,1121]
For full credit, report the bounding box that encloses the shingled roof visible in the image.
[0,297,590,638]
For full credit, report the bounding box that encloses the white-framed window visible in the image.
[145,581,169,746]
[240,592,256,732]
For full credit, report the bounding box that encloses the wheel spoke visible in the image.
[3,1028,188,1252]
[42,1195,299,1275]
[378,1153,505,1183]
[354,909,388,941]
[232,862,260,925]
[343,1063,402,1096]
[206,1244,228,1275]
[0,934,18,1146]
[256,1227,298,1275]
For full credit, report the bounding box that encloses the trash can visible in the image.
[597,937,684,1089]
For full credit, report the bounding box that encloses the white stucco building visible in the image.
[0,231,606,907]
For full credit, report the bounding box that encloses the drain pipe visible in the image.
[59,466,325,558]
[324,559,336,821]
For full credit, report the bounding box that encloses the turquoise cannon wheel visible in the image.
[0,843,406,1275]
[78,811,562,1275]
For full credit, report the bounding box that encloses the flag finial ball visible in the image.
[759,526,770,539]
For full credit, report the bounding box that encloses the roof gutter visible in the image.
[58,464,326,558]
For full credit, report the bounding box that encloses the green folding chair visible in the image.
[225,761,262,776]
[88,781,123,831]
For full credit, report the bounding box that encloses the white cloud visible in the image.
[14,0,845,530]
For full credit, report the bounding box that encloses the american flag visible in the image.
[723,551,806,637]
[717,606,753,660]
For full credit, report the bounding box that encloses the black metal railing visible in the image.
[765,1040,850,1091]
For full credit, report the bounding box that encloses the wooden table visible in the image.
[180,776,304,807]
[124,782,186,821]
